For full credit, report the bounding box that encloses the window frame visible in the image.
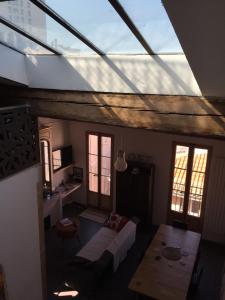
[86,131,114,210]
[168,141,212,227]
[40,138,52,192]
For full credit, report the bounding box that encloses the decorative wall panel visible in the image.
[0,105,39,180]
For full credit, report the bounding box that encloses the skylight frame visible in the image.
[40,0,149,55]
[29,0,104,55]
[0,39,25,55]
[108,0,154,55]
[117,0,183,55]
[0,16,60,55]
[0,0,182,56]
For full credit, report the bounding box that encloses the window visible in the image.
[88,134,112,195]
[40,139,51,189]
[169,143,211,231]
[52,149,62,171]
[87,132,113,211]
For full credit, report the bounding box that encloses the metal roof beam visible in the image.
[0,16,61,55]
[108,0,155,55]
[0,40,25,55]
[29,0,104,56]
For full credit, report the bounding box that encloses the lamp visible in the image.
[114,150,127,172]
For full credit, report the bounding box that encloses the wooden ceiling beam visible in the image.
[0,86,225,139]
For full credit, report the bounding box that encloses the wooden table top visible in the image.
[129,224,201,300]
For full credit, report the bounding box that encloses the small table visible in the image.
[55,218,80,242]
[129,224,201,300]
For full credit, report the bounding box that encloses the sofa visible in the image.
[64,219,137,295]
[77,219,136,271]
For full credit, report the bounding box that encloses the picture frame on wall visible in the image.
[0,265,7,300]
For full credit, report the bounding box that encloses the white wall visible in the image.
[69,120,225,243]
[25,54,201,96]
[0,44,28,86]
[0,165,43,300]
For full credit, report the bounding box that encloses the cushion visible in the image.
[105,212,129,232]
[117,216,129,232]
[105,212,122,231]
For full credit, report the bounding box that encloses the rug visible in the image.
[79,208,108,224]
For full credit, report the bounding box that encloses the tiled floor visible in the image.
[45,202,225,300]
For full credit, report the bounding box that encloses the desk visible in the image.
[44,182,81,226]
[129,224,201,300]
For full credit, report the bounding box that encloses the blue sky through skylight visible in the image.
[45,0,147,54]
[119,0,183,53]
[0,0,183,55]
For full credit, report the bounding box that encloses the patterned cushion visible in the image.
[117,216,129,232]
[105,213,121,231]
[105,213,129,232]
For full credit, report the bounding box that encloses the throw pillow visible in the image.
[117,216,129,232]
[105,212,122,231]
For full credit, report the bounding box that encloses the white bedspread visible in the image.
[77,227,117,262]
[107,221,136,271]
[76,221,136,272]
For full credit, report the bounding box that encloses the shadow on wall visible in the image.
[26,54,201,96]
[25,54,225,136]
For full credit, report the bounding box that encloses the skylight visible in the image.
[43,0,146,54]
[0,0,183,56]
[119,0,183,54]
[0,0,95,55]
[0,22,52,54]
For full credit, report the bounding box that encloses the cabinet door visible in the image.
[116,163,153,223]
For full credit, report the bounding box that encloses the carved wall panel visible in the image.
[0,105,40,180]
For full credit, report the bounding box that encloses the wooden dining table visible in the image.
[129,224,201,300]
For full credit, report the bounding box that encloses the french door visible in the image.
[168,142,211,232]
[87,132,113,212]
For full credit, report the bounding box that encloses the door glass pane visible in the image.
[101,176,110,196]
[89,154,98,174]
[101,156,111,176]
[89,173,98,193]
[101,136,111,157]
[188,148,208,217]
[43,140,50,182]
[171,145,189,213]
[89,135,98,155]
[41,140,50,182]
[44,0,146,54]
[0,0,94,54]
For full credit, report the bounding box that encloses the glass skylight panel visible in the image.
[119,0,183,54]
[0,22,52,54]
[43,0,147,54]
[0,0,94,55]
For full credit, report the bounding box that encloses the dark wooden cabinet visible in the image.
[116,161,154,224]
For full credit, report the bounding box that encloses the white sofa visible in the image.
[76,220,136,271]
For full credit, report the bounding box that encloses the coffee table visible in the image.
[55,217,80,243]
[129,224,201,300]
